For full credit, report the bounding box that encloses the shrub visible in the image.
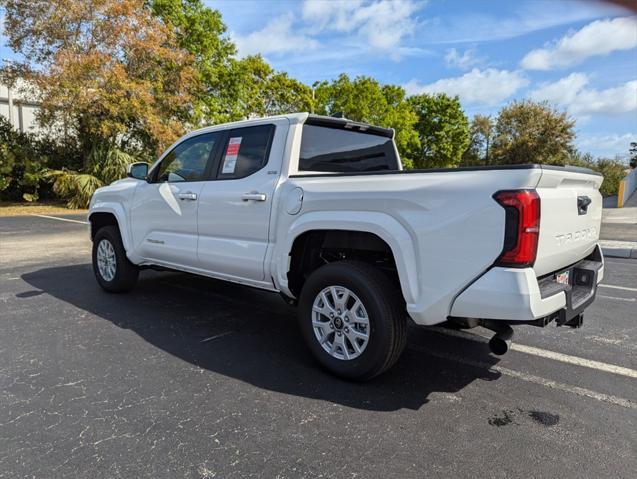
[595,158,628,197]
[48,145,139,208]
[0,117,47,202]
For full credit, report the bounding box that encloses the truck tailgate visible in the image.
[534,166,603,276]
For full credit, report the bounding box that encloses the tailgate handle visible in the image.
[577,195,591,215]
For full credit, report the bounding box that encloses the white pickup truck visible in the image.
[88,113,604,380]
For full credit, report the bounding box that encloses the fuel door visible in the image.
[285,187,304,215]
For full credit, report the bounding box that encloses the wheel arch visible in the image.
[88,204,134,258]
[276,211,419,304]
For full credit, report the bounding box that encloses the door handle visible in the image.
[242,192,267,202]
[178,192,198,201]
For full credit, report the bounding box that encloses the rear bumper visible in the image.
[449,245,604,323]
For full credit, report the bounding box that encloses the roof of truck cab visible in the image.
[185,112,393,138]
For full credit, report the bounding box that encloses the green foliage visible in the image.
[630,142,636,169]
[596,158,628,197]
[0,0,627,207]
[224,55,313,120]
[150,0,235,123]
[150,1,311,123]
[462,115,494,166]
[3,0,200,161]
[0,118,20,192]
[408,93,470,168]
[0,116,47,202]
[566,151,627,197]
[0,142,15,192]
[49,145,139,208]
[491,101,575,165]
[313,74,419,167]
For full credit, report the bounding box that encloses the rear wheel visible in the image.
[92,225,138,293]
[298,261,407,381]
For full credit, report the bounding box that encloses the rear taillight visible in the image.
[493,190,541,268]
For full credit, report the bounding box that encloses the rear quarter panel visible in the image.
[273,168,543,325]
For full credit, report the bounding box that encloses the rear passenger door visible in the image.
[196,119,287,283]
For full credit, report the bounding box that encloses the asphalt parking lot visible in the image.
[1,214,636,478]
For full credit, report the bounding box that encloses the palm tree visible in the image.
[49,145,139,208]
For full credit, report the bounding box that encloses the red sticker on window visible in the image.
[222,137,243,174]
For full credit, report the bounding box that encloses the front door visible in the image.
[130,132,222,269]
[197,120,287,282]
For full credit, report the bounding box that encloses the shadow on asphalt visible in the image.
[23,264,501,412]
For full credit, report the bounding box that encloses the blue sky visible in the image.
[2,0,636,159]
[208,0,637,159]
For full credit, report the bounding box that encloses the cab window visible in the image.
[217,125,275,179]
[155,133,219,183]
[299,124,398,172]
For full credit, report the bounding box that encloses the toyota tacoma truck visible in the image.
[88,113,604,380]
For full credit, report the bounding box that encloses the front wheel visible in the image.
[92,225,139,293]
[298,261,407,381]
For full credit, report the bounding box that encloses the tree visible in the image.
[629,142,636,169]
[2,0,200,159]
[224,55,313,120]
[408,93,470,169]
[49,146,137,208]
[150,0,312,123]
[149,0,235,124]
[491,101,575,165]
[462,115,494,166]
[313,74,419,167]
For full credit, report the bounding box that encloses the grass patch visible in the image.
[0,201,88,217]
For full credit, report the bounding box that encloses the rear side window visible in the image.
[217,124,275,179]
[299,125,399,173]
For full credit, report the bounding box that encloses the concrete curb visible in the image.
[600,240,637,259]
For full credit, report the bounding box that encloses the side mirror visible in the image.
[127,162,149,180]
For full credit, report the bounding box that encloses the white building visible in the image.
[0,82,40,133]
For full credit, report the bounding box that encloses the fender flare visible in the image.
[88,203,136,261]
[274,211,419,304]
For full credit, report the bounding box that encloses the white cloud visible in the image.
[301,0,419,51]
[234,13,319,56]
[417,2,625,45]
[404,68,529,105]
[577,133,635,158]
[444,48,482,70]
[530,73,637,116]
[528,73,590,105]
[521,17,637,70]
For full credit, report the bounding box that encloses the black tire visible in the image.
[92,225,139,293]
[298,261,407,381]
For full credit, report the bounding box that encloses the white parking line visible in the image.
[200,331,233,342]
[431,327,637,379]
[598,295,636,302]
[31,214,89,225]
[599,284,637,293]
[410,346,636,409]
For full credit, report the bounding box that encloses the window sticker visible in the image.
[222,137,242,174]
